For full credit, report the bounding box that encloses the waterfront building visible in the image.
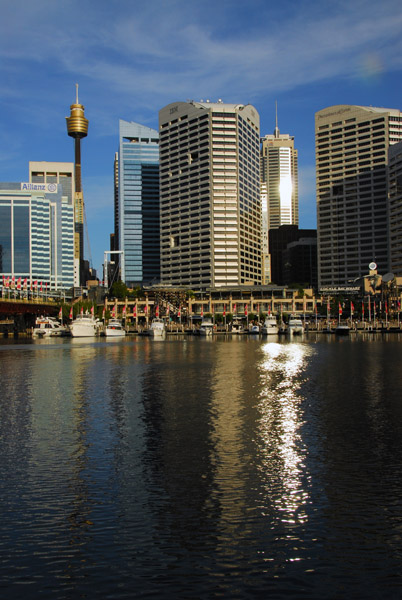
[116,120,160,287]
[159,100,261,289]
[0,181,74,290]
[388,140,402,275]
[65,85,89,286]
[315,104,402,289]
[282,237,318,289]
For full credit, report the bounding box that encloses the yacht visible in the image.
[105,318,126,337]
[287,316,304,335]
[148,318,166,338]
[69,312,103,337]
[249,323,260,334]
[32,316,69,338]
[261,316,278,335]
[199,318,214,336]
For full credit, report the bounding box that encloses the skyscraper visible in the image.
[388,140,402,275]
[260,112,299,230]
[0,179,74,290]
[159,100,261,289]
[315,105,402,288]
[66,85,89,286]
[116,120,160,287]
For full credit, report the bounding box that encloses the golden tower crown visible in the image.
[66,84,89,138]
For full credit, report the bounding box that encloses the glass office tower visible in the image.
[0,182,74,290]
[117,120,160,286]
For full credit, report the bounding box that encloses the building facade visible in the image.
[159,100,261,289]
[0,181,74,290]
[268,225,317,286]
[315,105,402,288]
[388,141,402,275]
[260,125,299,230]
[117,120,160,287]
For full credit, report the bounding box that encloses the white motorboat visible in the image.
[231,320,244,334]
[148,318,166,338]
[261,316,279,335]
[287,317,304,335]
[199,318,214,336]
[69,312,103,337]
[105,318,126,337]
[32,316,69,338]
[249,324,260,334]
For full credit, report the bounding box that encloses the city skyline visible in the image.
[1,0,402,274]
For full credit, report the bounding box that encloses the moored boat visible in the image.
[105,318,126,337]
[287,316,304,335]
[199,318,214,336]
[148,318,166,338]
[335,324,350,335]
[69,312,103,337]
[249,324,260,334]
[261,316,278,335]
[32,316,69,338]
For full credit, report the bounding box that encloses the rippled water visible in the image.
[1,334,402,599]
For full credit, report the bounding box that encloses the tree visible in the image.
[109,281,128,299]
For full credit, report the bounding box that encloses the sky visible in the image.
[1,0,402,277]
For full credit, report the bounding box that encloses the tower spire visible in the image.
[274,100,280,138]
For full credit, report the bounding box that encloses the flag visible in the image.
[166,304,169,317]
[178,306,181,318]
[233,303,236,314]
[398,300,401,311]
[58,307,62,319]
[23,278,27,289]
[155,305,159,317]
[80,306,84,316]
[385,301,388,314]
[338,303,342,315]
[69,307,73,319]
[244,304,248,317]
[90,305,94,315]
[201,305,204,317]
[11,276,15,288]
[362,301,364,316]
[111,305,116,317]
[133,305,137,318]
[350,301,354,314]
[33,280,37,289]
[223,304,226,317]
[123,306,126,317]
[144,305,148,314]
[268,303,271,316]
[102,307,105,319]
[16,277,21,290]
[40,282,43,292]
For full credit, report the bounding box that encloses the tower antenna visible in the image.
[274,100,280,138]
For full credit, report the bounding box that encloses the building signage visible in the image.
[21,183,57,193]
[320,286,361,295]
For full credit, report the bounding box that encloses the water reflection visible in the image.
[256,342,313,552]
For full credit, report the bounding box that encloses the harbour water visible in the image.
[1,334,402,599]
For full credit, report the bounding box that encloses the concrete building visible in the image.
[0,181,74,290]
[117,120,160,287]
[315,105,402,288]
[260,117,299,230]
[159,100,261,289]
[388,141,402,275]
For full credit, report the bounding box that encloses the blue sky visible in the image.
[1,0,402,276]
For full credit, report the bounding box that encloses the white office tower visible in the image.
[260,118,299,229]
[315,105,402,288]
[159,101,262,288]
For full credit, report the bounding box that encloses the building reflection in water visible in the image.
[256,341,314,547]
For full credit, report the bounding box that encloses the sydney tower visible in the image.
[66,84,89,286]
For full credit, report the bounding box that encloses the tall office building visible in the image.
[260,117,299,229]
[159,100,261,289]
[388,141,402,275]
[315,105,402,288]
[117,120,160,286]
[0,180,74,290]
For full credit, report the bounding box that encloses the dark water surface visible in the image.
[1,334,402,599]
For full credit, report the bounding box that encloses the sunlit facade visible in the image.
[260,128,299,230]
[0,182,74,289]
[159,100,262,288]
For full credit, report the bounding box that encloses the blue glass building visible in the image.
[117,120,160,286]
[0,182,74,290]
